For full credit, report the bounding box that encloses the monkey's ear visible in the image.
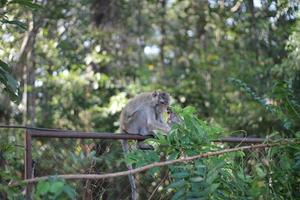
[152,91,158,97]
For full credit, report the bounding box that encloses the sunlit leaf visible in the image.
[10,0,43,9]
[1,19,27,30]
[167,179,185,189]
[49,181,64,195]
[0,60,20,102]
[190,176,204,182]
[36,181,50,196]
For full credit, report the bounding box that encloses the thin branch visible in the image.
[15,140,298,186]
[148,171,168,200]
[231,0,242,12]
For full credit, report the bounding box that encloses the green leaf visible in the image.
[9,0,43,9]
[206,170,219,185]
[255,165,266,178]
[0,60,10,72]
[6,72,18,91]
[167,179,186,189]
[36,181,50,196]
[172,172,190,179]
[154,132,168,144]
[168,152,179,160]
[183,106,196,114]
[190,176,204,182]
[208,183,220,193]
[1,19,27,30]
[0,60,20,102]
[0,0,7,7]
[49,181,64,194]
[63,185,76,199]
[171,189,185,200]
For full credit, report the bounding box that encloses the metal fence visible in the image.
[0,125,266,199]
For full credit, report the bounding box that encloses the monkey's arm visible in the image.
[146,108,171,134]
[148,120,171,134]
[156,109,164,123]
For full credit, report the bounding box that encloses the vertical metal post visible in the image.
[25,129,32,199]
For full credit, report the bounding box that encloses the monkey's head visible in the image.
[167,107,181,124]
[152,91,170,107]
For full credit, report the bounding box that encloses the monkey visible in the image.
[154,92,170,124]
[120,91,171,150]
[119,91,171,200]
[167,107,182,125]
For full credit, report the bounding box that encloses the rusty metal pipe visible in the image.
[28,129,152,141]
[214,137,266,143]
[0,125,268,143]
[25,129,33,198]
[28,130,267,143]
[0,125,269,199]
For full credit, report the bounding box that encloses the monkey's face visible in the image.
[158,92,170,106]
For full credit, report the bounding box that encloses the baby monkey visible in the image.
[167,107,182,125]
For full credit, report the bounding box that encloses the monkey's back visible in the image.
[123,92,154,116]
[119,92,154,134]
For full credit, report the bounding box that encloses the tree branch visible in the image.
[16,140,299,185]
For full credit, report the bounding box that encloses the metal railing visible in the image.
[0,125,267,198]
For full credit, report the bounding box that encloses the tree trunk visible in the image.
[248,0,259,63]
[196,1,207,60]
[159,0,166,69]
[137,0,144,69]
[17,14,39,126]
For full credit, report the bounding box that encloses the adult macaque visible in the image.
[120,91,171,150]
[119,91,171,200]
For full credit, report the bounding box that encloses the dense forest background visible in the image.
[1,0,300,199]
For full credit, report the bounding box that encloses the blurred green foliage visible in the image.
[126,106,300,199]
[34,178,76,200]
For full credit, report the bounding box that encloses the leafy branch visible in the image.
[16,140,299,185]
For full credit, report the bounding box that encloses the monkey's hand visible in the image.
[147,120,171,134]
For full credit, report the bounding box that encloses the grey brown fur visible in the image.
[120,91,170,136]
[119,91,171,200]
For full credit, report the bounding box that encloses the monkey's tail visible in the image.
[121,139,138,200]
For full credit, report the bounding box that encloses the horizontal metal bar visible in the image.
[28,129,151,140]
[0,125,27,129]
[214,137,266,143]
[1,125,268,143]
[0,125,70,132]
[28,130,267,143]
